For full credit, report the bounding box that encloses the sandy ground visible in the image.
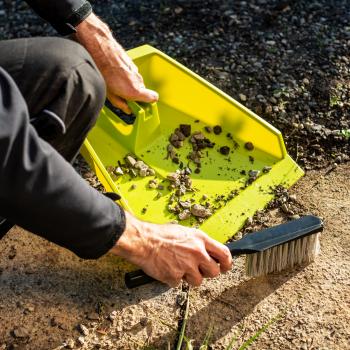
[0,164,349,349]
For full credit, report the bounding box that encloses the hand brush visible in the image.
[124,215,323,288]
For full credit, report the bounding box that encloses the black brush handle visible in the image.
[125,269,156,287]
[124,215,323,288]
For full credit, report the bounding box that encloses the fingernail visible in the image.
[150,91,159,100]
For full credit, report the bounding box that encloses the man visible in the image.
[0,0,232,287]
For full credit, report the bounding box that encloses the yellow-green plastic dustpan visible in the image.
[81,45,303,243]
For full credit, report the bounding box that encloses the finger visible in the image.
[131,87,159,103]
[184,270,203,287]
[199,254,220,278]
[200,233,233,272]
[108,94,131,114]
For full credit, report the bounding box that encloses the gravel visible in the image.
[0,0,348,170]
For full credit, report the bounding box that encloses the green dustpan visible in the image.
[81,45,303,243]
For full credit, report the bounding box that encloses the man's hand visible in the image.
[110,211,233,287]
[75,13,158,114]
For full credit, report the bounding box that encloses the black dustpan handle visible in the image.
[124,215,323,289]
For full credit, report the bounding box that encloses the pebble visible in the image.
[77,336,85,345]
[179,124,191,137]
[114,166,124,175]
[178,209,191,221]
[213,125,222,135]
[109,310,118,321]
[219,146,230,155]
[239,93,247,102]
[65,339,75,349]
[244,142,254,151]
[191,204,212,218]
[79,324,89,336]
[12,327,29,338]
[262,166,272,173]
[125,155,137,167]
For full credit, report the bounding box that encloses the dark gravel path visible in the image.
[0,0,349,170]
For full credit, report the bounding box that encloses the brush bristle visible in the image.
[245,233,320,277]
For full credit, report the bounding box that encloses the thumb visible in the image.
[132,87,159,103]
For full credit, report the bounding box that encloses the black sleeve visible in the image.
[0,67,126,259]
[25,0,92,35]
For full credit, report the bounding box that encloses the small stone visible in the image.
[157,184,164,190]
[220,146,230,155]
[262,166,272,173]
[239,93,247,102]
[172,140,184,148]
[204,126,212,133]
[244,142,254,151]
[78,336,85,345]
[179,124,191,137]
[179,200,191,209]
[246,217,253,225]
[79,324,89,336]
[178,209,191,221]
[149,181,158,189]
[174,6,183,14]
[125,155,137,167]
[114,166,124,175]
[193,131,205,141]
[134,160,146,169]
[109,310,118,321]
[281,203,291,214]
[12,327,29,339]
[191,204,212,218]
[170,133,179,142]
[202,194,208,200]
[194,168,201,174]
[290,214,300,220]
[248,170,260,178]
[65,339,75,349]
[213,125,222,135]
[167,172,180,182]
[225,315,231,321]
[175,130,186,141]
[172,156,180,164]
[147,168,156,176]
[303,78,310,85]
[130,184,137,190]
[139,168,148,177]
[289,194,297,201]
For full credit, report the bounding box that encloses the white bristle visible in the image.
[246,233,320,277]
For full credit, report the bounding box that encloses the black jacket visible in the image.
[25,0,92,35]
[0,2,127,259]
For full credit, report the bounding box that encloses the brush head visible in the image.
[245,231,320,277]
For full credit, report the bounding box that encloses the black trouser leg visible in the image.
[0,36,106,161]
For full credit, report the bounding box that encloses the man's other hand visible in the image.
[76,13,158,114]
[110,212,233,287]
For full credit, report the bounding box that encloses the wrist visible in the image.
[76,12,112,41]
[110,211,153,260]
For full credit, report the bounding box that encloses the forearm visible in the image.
[0,67,125,259]
[75,13,126,78]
